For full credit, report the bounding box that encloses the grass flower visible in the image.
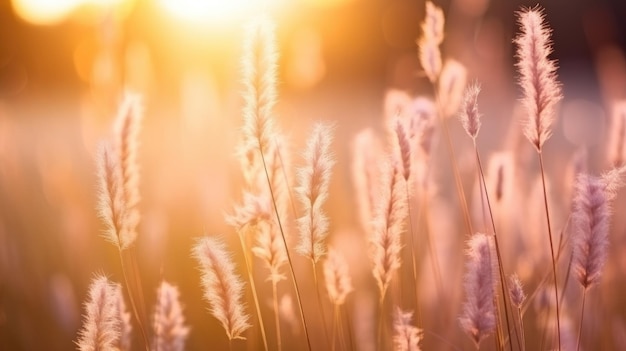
[192,236,251,340]
[459,233,496,348]
[152,281,190,351]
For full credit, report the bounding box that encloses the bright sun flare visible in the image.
[158,0,268,23]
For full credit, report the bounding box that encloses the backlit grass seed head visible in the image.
[323,247,354,306]
[153,281,190,351]
[370,159,407,299]
[393,118,412,181]
[393,308,423,351]
[297,123,335,263]
[242,15,278,154]
[192,236,251,340]
[96,142,135,250]
[76,275,121,351]
[418,2,444,82]
[571,174,610,288]
[252,220,288,284]
[508,274,526,308]
[113,284,132,351]
[459,233,496,348]
[515,7,562,152]
[459,83,482,140]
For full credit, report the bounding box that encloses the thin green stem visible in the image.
[237,233,269,351]
[538,152,561,351]
[260,150,313,351]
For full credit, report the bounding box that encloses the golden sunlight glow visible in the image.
[12,0,79,25]
[12,0,129,25]
[300,0,356,8]
[159,0,271,23]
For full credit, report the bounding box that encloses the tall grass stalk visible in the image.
[576,289,587,351]
[260,151,313,351]
[539,152,561,350]
[311,264,331,349]
[475,147,519,351]
[237,232,269,351]
[242,16,313,350]
[271,280,282,351]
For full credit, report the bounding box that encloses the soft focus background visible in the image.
[2,0,626,350]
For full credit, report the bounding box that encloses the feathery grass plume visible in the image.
[515,7,563,152]
[192,236,251,340]
[601,165,626,200]
[266,135,293,217]
[393,118,412,181]
[438,59,468,118]
[113,284,132,351]
[323,247,354,306]
[352,128,383,233]
[508,274,526,309]
[418,1,444,83]
[370,157,408,298]
[393,308,423,351]
[608,101,626,167]
[252,218,288,284]
[226,191,272,233]
[152,281,190,351]
[227,191,286,285]
[459,233,496,348]
[242,15,278,155]
[571,174,611,288]
[296,123,335,263]
[96,142,132,249]
[113,93,142,236]
[459,83,482,140]
[76,275,121,351]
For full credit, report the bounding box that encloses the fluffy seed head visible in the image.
[152,281,190,351]
[252,218,288,284]
[571,174,611,288]
[323,247,354,306]
[296,123,335,263]
[459,233,496,348]
[515,7,563,152]
[393,118,412,181]
[370,158,408,299]
[113,285,132,351]
[192,236,251,340]
[242,15,278,154]
[418,2,444,82]
[508,274,526,308]
[76,275,121,351]
[459,83,482,139]
[393,308,423,351]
